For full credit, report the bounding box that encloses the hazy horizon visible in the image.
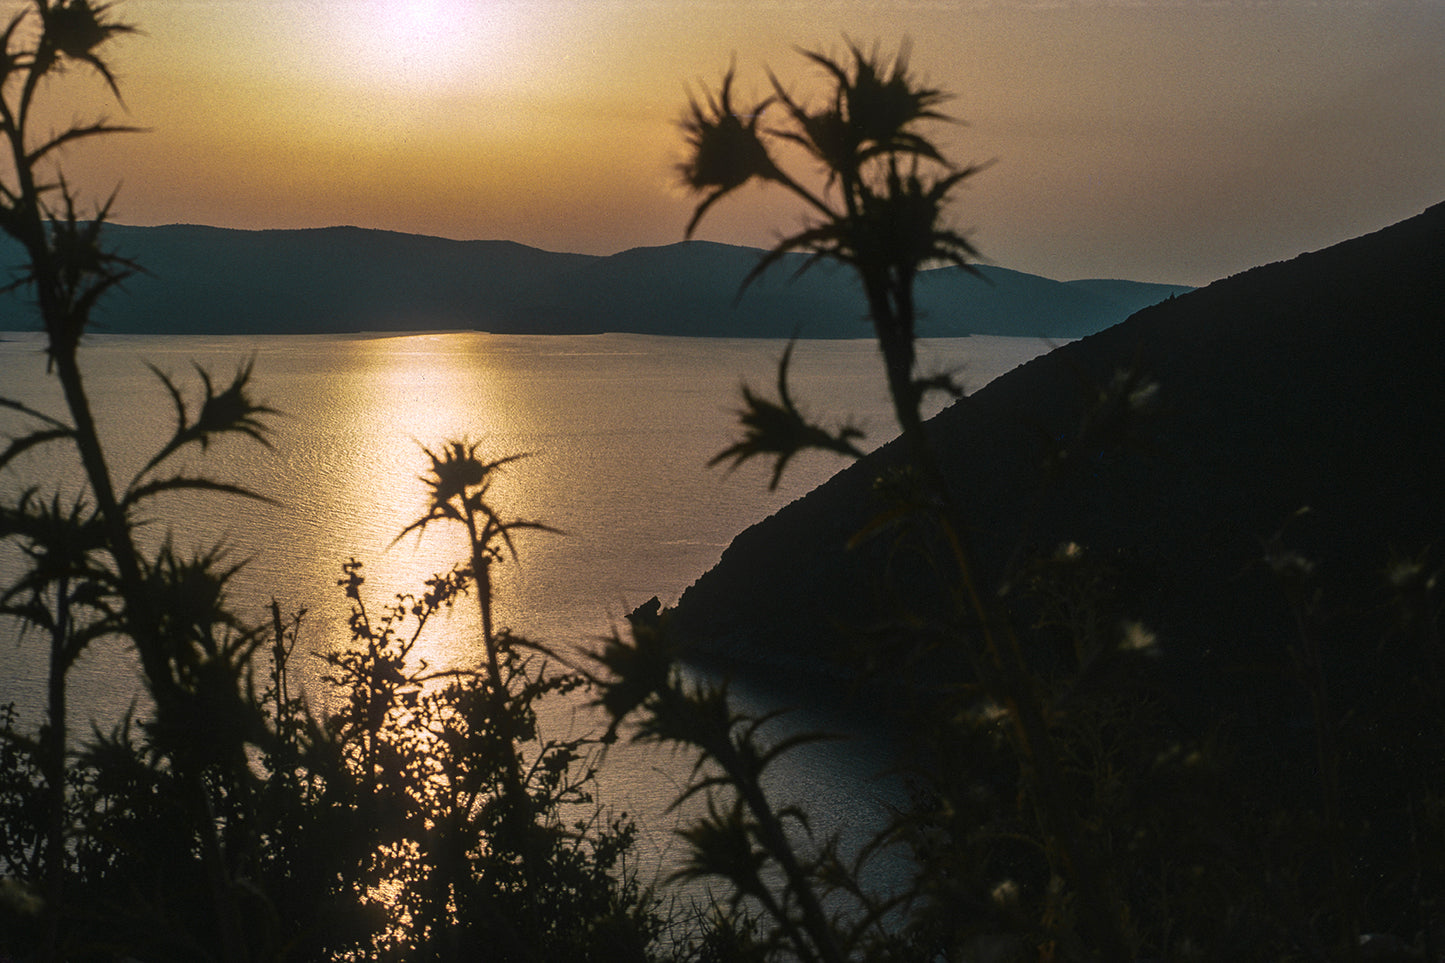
[17,0,1445,288]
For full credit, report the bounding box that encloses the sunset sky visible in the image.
[27,0,1445,286]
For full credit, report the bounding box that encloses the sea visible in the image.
[0,330,1057,889]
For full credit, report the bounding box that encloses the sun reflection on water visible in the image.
[1,331,1056,903]
[268,334,563,710]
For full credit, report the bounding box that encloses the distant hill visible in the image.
[669,200,1445,742]
[0,224,1191,337]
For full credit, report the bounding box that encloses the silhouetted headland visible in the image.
[670,200,1445,751]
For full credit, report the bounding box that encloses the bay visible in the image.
[0,330,1056,882]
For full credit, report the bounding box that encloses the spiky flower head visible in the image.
[679,66,779,237]
[424,441,488,506]
[830,40,951,163]
[37,0,136,98]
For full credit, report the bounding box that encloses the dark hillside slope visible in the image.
[671,201,1445,743]
[1063,277,1194,319]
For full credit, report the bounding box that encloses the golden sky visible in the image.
[26,0,1445,286]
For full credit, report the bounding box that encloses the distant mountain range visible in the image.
[0,224,1191,338]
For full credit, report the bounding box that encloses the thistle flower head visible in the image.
[679,66,779,236]
[832,40,951,161]
[424,440,488,506]
[37,0,137,99]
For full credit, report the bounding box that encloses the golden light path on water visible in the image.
[248,333,1056,696]
[261,334,545,682]
[0,330,1060,890]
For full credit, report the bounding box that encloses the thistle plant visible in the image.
[1,3,283,958]
[590,41,1140,960]
[680,40,982,480]
[306,445,663,960]
[396,442,559,837]
[589,611,903,963]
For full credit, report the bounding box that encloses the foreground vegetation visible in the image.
[3,4,1442,961]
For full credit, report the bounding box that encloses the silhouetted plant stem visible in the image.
[1279,559,1362,963]
[3,7,256,957]
[461,512,550,963]
[467,530,529,828]
[39,576,68,963]
[2,5,171,721]
[467,528,542,873]
[712,735,847,963]
[55,311,252,963]
[28,200,252,963]
[51,357,147,652]
[266,598,300,765]
[392,443,561,957]
[854,119,1135,963]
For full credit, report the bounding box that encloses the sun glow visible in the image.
[310,0,538,94]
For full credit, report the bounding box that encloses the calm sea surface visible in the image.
[0,330,1055,881]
